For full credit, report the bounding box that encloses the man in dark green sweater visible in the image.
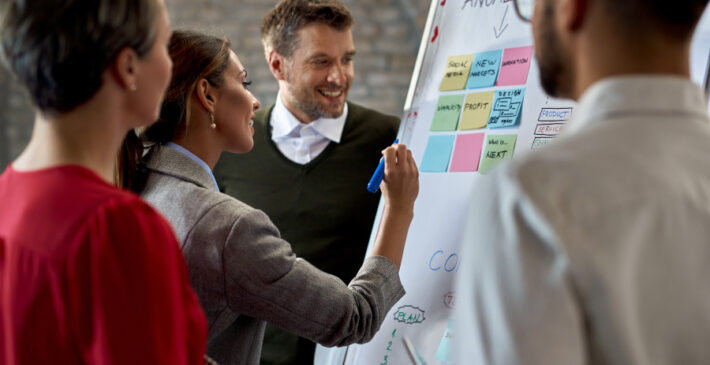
[212,1,399,364]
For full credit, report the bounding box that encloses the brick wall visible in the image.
[0,69,7,167]
[0,66,34,169]
[0,0,432,168]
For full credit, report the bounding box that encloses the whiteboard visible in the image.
[692,5,710,98]
[317,1,710,364]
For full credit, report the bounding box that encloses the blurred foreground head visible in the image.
[526,0,709,99]
[0,0,164,115]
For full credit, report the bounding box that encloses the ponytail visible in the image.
[116,129,149,192]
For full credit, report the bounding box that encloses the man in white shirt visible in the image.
[453,0,710,364]
[213,1,399,364]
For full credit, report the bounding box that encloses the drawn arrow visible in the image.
[493,5,510,39]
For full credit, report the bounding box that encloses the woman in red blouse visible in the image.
[0,0,207,364]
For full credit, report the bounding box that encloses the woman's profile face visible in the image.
[214,51,261,154]
[131,0,173,127]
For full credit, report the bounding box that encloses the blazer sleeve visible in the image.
[218,205,405,346]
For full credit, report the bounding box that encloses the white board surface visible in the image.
[316,2,710,364]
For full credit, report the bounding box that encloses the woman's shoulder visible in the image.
[68,190,180,265]
[200,191,271,227]
[89,191,174,235]
[50,170,168,236]
[146,171,257,215]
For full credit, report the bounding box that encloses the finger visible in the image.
[383,146,397,176]
[407,149,417,172]
[398,147,412,170]
[395,144,408,165]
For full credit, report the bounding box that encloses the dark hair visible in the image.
[261,0,354,59]
[601,0,708,40]
[0,0,160,115]
[118,29,232,190]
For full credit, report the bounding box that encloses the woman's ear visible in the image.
[111,47,140,91]
[195,78,216,114]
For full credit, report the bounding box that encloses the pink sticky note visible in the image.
[449,133,486,172]
[497,46,534,86]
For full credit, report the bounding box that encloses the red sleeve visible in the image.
[66,197,207,365]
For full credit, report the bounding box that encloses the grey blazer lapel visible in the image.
[144,145,218,191]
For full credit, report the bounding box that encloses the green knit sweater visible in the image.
[213,102,399,365]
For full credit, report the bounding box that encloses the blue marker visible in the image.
[367,139,399,193]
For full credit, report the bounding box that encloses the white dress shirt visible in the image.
[270,92,347,165]
[454,76,710,365]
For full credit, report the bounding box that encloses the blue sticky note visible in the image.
[488,88,526,128]
[466,50,503,89]
[420,135,455,172]
[435,319,454,364]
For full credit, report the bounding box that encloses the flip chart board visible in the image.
[316,2,710,364]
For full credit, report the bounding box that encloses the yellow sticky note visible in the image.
[439,54,474,91]
[459,91,494,130]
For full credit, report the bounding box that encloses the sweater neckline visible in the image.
[260,104,347,171]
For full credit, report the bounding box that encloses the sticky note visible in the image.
[420,135,456,172]
[440,54,474,91]
[532,137,554,150]
[449,133,485,172]
[488,88,526,128]
[459,92,494,130]
[435,319,454,364]
[497,46,534,86]
[466,49,503,89]
[479,134,517,174]
[431,94,465,131]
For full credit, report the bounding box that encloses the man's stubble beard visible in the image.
[283,67,347,121]
[535,0,573,99]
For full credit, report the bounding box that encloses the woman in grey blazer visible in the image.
[120,30,419,365]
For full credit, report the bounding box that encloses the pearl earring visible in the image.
[129,84,137,91]
[210,113,216,129]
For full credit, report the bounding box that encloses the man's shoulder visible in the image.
[347,101,400,126]
[343,102,400,143]
[484,124,644,220]
[254,104,274,126]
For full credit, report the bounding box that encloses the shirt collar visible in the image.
[270,91,348,143]
[164,142,219,190]
[568,75,708,134]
